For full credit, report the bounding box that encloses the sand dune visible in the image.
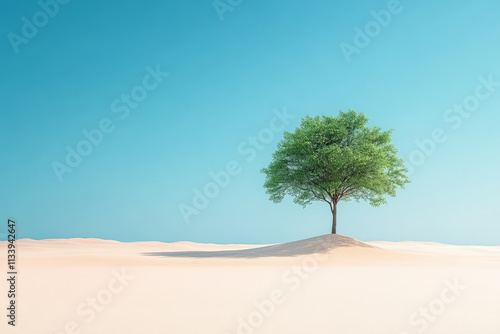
[143,234,373,258]
[1,235,499,333]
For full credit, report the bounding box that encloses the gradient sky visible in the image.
[1,0,499,245]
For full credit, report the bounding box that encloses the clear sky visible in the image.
[1,0,499,245]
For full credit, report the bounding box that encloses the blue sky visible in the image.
[1,0,499,245]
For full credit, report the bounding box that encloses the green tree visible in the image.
[261,110,410,234]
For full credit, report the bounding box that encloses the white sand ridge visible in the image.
[2,235,500,333]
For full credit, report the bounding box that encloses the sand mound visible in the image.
[144,234,373,258]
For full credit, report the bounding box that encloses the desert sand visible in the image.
[1,234,499,333]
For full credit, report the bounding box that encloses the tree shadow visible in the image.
[142,234,372,259]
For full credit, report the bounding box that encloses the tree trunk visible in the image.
[331,202,337,234]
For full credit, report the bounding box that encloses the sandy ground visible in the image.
[1,234,499,334]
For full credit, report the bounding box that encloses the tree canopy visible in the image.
[261,110,410,233]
